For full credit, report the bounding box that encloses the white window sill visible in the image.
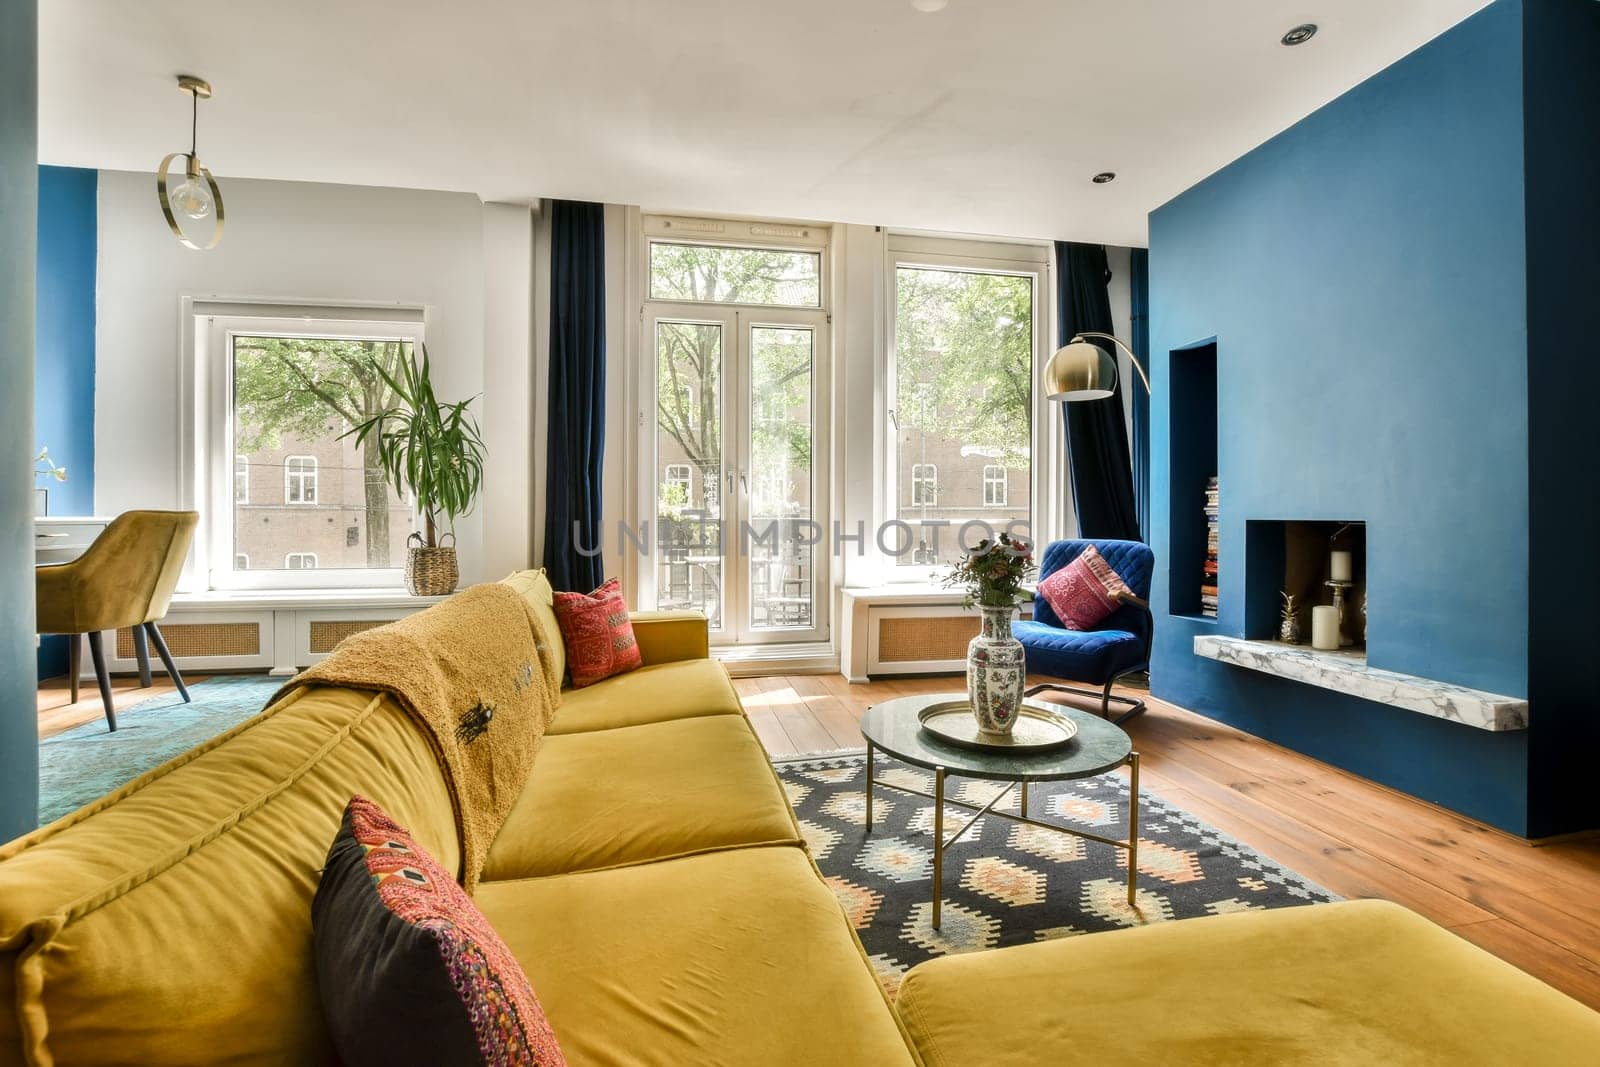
[173,588,447,610]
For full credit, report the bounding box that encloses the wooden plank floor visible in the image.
[736,672,1600,1009]
[37,674,210,740]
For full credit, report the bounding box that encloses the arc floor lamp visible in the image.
[1027,331,1154,723]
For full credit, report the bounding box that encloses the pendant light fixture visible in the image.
[157,75,225,250]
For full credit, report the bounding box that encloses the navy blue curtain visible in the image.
[1056,241,1139,540]
[542,200,607,592]
[1130,248,1151,542]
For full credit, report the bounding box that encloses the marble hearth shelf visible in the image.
[1192,636,1528,732]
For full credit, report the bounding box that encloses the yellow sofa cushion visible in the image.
[474,847,918,1066]
[500,568,566,692]
[480,715,800,881]
[0,687,457,1067]
[896,899,1600,1067]
[546,658,742,735]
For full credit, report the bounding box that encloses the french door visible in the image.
[644,305,829,645]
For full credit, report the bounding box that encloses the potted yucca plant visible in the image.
[345,344,485,596]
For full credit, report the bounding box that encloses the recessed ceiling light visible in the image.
[1281,24,1318,46]
[910,0,949,12]
[1091,172,1116,184]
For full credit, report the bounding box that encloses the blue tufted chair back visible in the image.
[1033,539,1155,633]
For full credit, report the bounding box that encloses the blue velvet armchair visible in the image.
[1015,538,1155,724]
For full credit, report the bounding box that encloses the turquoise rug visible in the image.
[38,674,286,825]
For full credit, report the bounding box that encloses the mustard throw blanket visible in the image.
[273,583,556,890]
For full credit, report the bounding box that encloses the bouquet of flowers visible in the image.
[942,532,1035,609]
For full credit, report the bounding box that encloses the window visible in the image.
[649,242,820,307]
[663,463,693,510]
[888,240,1041,568]
[284,455,318,504]
[202,310,424,590]
[984,465,1008,506]
[642,215,831,645]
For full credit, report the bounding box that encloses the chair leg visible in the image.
[86,631,117,731]
[1024,680,1147,726]
[68,634,81,705]
[131,624,153,688]
[146,622,191,703]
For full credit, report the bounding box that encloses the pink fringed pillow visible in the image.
[1037,545,1133,631]
[552,577,642,688]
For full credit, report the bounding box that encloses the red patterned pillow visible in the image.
[551,577,642,688]
[1038,545,1134,631]
[313,796,566,1067]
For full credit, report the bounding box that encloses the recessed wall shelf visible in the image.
[1168,340,1218,618]
[1193,635,1528,732]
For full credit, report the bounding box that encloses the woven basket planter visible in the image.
[404,534,459,597]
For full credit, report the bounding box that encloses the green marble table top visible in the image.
[860,692,1133,782]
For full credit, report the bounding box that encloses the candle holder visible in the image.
[1324,579,1354,648]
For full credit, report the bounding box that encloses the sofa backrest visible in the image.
[0,684,458,1066]
[502,568,566,685]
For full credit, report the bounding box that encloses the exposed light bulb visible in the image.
[169,174,213,220]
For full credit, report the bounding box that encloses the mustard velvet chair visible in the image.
[36,510,199,730]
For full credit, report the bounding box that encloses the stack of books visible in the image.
[1201,476,1219,617]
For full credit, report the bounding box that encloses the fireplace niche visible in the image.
[1243,520,1367,657]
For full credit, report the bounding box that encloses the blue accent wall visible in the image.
[1148,1,1538,833]
[34,165,97,679]
[1,0,40,842]
[36,165,96,517]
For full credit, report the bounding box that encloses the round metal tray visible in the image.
[917,699,1079,753]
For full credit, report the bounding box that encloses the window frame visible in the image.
[882,236,1050,581]
[642,215,830,313]
[284,552,319,570]
[283,455,319,505]
[196,308,425,592]
[234,456,250,504]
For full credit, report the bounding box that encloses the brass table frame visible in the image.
[864,741,1141,929]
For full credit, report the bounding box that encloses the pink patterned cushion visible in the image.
[313,796,567,1067]
[1037,545,1133,631]
[552,577,642,688]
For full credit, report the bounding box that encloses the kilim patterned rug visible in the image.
[38,675,285,825]
[774,751,1338,996]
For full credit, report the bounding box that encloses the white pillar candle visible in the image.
[1330,550,1353,583]
[1311,605,1340,650]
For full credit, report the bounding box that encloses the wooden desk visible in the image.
[35,516,111,565]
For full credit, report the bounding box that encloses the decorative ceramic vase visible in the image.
[967,604,1026,738]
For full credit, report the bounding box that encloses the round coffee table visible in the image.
[860,692,1139,929]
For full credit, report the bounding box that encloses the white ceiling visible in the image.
[39,0,1492,247]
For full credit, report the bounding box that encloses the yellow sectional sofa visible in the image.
[3,571,1598,1066]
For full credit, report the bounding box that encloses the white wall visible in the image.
[94,171,528,587]
[481,202,536,580]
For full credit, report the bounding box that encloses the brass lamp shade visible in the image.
[1044,340,1120,401]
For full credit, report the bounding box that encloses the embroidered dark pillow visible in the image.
[313,795,566,1067]
[552,577,642,688]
